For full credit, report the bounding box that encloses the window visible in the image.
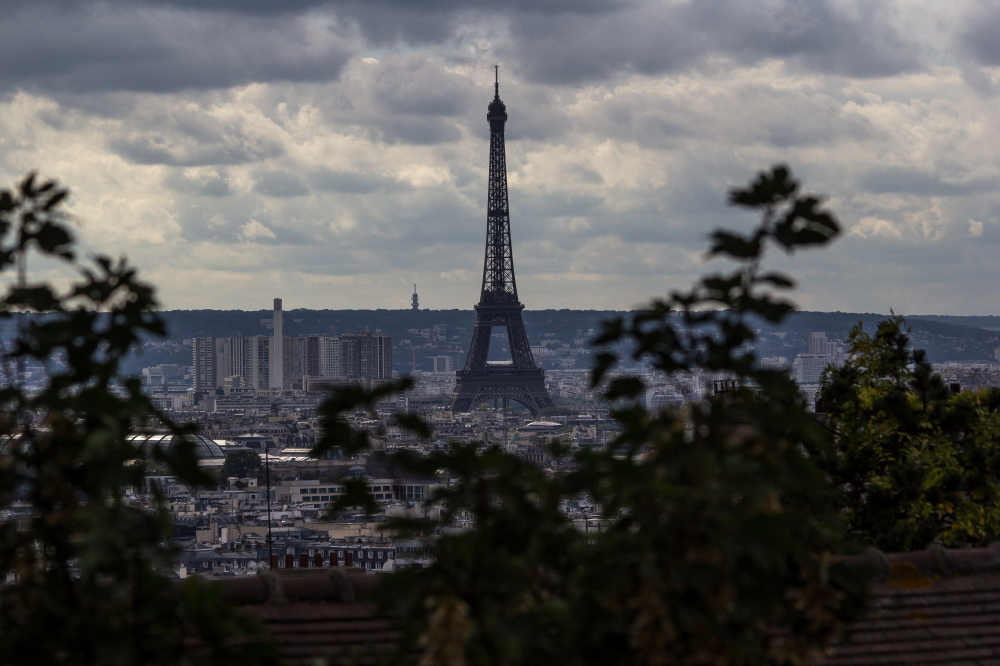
[338,551,344,557]
[378,551,383,559]
[365,562,371,570]
[368,551,373,559]
[321,496,329,501]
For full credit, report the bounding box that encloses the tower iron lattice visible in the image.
[449,68,554,417]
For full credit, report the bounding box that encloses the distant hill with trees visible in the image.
[124,309,1000,375]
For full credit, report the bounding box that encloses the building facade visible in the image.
[193,331,392,391]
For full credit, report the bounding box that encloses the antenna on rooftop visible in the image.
[494,65,499,98]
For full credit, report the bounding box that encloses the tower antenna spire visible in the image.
[494,64,499,98]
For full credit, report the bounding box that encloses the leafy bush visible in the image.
[220,449,263,484]
[0,175,277,665]
[821,315,1000,550]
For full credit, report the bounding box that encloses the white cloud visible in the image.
[239,219,277,242]
[851,216,905,239]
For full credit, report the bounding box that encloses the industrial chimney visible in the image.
[272,298,283,391]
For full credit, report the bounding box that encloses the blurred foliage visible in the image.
[316,166,870,666]
[820,315,1000,551]
[0,174,277,665]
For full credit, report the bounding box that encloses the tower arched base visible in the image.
[449,368,554,417]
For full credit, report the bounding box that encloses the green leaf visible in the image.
[727,164,796,207]
[605,376,645,400]
[708,230,762,258]
[590,351,617,388]
[33,221,73,255]
[756,272,795,288]
[396,412,432,439]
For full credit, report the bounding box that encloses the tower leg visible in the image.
[506,310,534,369]
[465,320,493,370]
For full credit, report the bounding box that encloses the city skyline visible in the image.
[0,1,998,314]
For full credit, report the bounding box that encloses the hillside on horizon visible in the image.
[124,309,1000,375]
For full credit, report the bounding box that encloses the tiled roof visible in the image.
[208,546,1000,666]
[208,569,397,666]
[822,545,1000,665]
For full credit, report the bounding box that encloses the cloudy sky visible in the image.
[2,0,1000,314]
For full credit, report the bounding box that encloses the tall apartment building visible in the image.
[318,336,343,377]
[299,332,389,381]
[283,335,302,389]
[792,353,831,385]
[340,331,392,379]
[192,336,270,391]
[192,337,216,391]
[791,332,846,387]
[194,331,392,391]
[808,331,845,366]
[296,336,341,379]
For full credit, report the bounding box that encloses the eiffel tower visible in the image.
[449,68,554,416]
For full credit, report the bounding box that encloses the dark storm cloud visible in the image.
[0,0,919,96]
[371,56,470,116]
[299,55,472,145]
[369,117,463,145]
[363,56,470,143]
[322,0,619,44]
[958,2,1000,66]
[325,0,919,83]
[573,83,874,150]
[506,0,920,84]
[0,4,353,94]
